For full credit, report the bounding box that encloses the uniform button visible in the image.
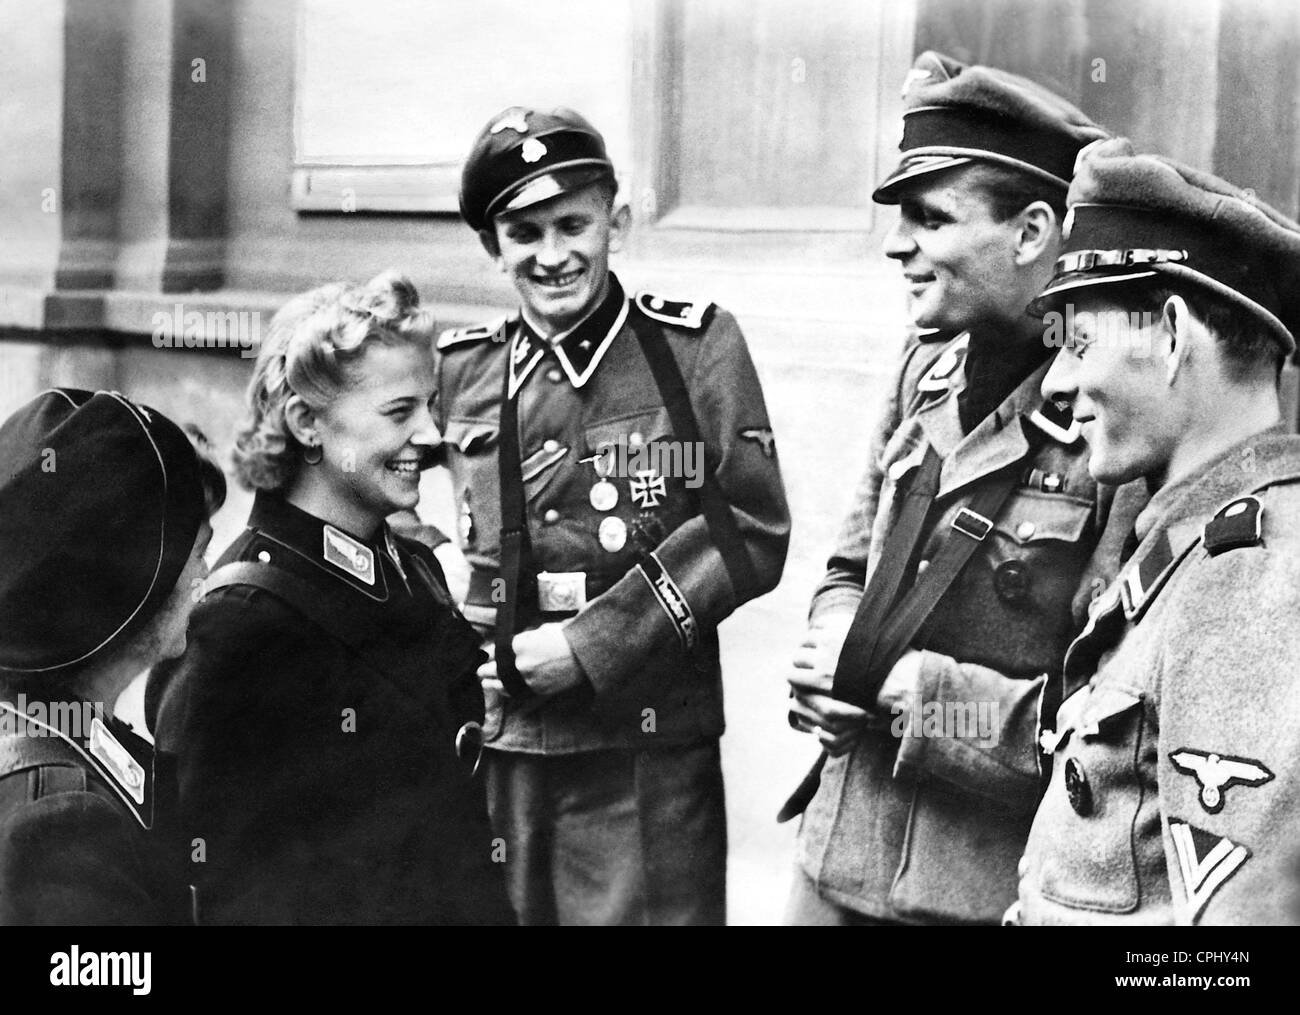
[994,559,1031,604]
[257,550,271,563]
[546,368,563,383]
[1064,757,1093,816]
[543,509,561,524]
[1016,521,1036,540]
[542,438,560,454]
[916,559,930,576]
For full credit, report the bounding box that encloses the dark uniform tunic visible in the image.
[147,493,515,925]
[435,274,789,923]
[435,275,790,750]
[0,687,184,925]
[795,330,1145,924]
[1019,431,1300,924]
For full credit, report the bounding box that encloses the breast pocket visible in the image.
[986,489,1094,609]
[1040,685,1148,914]
[583,407,673,460]
[581,406,690,563]
[923,488,1096,675]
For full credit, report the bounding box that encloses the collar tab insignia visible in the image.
[917,333,969,393]
[89,717,146,806]
[1027,399,1082,444]
[323,524,376,586]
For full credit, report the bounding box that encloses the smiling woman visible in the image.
[146,273,515,926]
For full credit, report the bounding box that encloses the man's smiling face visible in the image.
[1041,293,1177,485]
[883,166,1035,333]
[485,183,627,336]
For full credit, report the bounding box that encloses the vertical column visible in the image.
[114,0,233,293]
[55,0,127,290]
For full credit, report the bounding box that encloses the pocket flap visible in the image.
[522,442,569,483]
[995,490,1093,545]
[583,407,673,455]
[1075,685,1143,739]
[444,417,499,453]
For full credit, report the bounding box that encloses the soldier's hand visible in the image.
[788,690,872,756]
[787,613,855,696]
[478,622,587,698]
[787,614,872,754]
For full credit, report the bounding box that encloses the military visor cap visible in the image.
[0,389,207,674]
[874,50,1109,203]
[459,106,615,232]
[1028,137,1300,354]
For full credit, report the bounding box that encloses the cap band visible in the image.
[901,105,1081,186]
[1058,204,1285,324]
[1055,248,1189,273]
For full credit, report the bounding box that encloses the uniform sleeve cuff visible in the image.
[892,650,944,777]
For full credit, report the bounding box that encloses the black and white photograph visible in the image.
[0,0,1296,985]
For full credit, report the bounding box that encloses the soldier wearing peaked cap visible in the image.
[0,389,224,925]
[1015,137,1300,925]
[782,52,1147,925]
[436,106,790,924]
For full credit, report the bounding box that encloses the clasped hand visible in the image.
[478,621,587,698]
[786,613,922,757]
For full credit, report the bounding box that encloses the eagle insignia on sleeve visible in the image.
[1169,748,1275,814]
[739,427,776,458]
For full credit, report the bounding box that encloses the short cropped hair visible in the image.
[232,271,438,492]
[1109,280,1284,381]
[962,161,1068,222]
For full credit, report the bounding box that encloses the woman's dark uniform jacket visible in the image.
[146,493,515,925]
[0,690,186,924]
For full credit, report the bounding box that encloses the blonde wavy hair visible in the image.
[232,271,438,491]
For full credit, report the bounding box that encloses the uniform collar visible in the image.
[915,343,1069,499]
[0,693,154,829]
[247,492,395,601]
[1066,428,1300,671]
[1133,426,1300,546]
[508,274,629,396]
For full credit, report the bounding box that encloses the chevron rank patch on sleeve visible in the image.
[1203,496,1263,555]
[634,291,715,331]
[1168,819,1251,924]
